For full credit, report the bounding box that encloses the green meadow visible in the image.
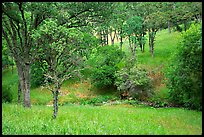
[2,29,202,135]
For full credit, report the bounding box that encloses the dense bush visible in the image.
[115,62,153,101]
[2,84,13,103]
[166,23,202,110]
[86,45,125,89]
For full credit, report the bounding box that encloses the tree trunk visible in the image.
[141,33,145,53]
[119,28,123,50]
[18,79,21,105]
[110,29,117,45]
[140,43,143,52]
[128,36,133,53]
[23,64,31,108]
[148,30,151,53]
[106,33,109,45]
[133,42,137,57]
[16,61,31,108]
[100,31,103,46]
[120,36,123,50]
[150,33,155,58]
[151,43,154,57]
[168,21,171,33]
[53,90,59,119]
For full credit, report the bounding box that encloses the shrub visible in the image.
[115,63,153,101]
[79,95,116,106]
[2,84,13,103]
[166,23,202,110]
[86,45,125,89]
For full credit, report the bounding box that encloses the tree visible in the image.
[144,11,166,57]
[167,2,202,32]
[2,2,113,108]
[123,16,144,58]
[31,2,113,119]
[32,19,85,119]
[2,2,57,107]
[126,2,154,52]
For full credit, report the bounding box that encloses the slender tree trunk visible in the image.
[150,33,155,58]
[133,41,137,57]
[142,44,144,53]
[119,28,123,50]
[151,43,154,57]
[106,33,108,45]
[104,32,106,46]
[120,36,123,50]
[128,36,133,53]
[148,30,151,53]
[140,43,143,52]
[53,90,59,119]
[100,31,103,46]
[142,33,145,53]
[168,21,171,33]
[149,29,156,58]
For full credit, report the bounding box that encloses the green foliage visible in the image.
[2,39,14,69]
[124,16,143,35]
[115,61,153,100]
[166,23,202,110]
[91,66,116,88]
[2,84,13,103]
[87,46,125,89]
[79,95,117,106]
[30,62,46,88]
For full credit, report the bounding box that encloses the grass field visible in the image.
[2,103,202,135]
[2,29,202,135]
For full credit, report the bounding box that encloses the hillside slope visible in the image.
[2,29,181,106]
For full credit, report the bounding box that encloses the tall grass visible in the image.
[2,103,202,135]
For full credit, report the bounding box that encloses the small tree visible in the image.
[123,16,145,58]
[32,19,85,119]
[144,11,166,57]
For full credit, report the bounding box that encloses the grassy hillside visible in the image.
[121,29,181,68]
[2,29,202,135]
[2,29,181,106]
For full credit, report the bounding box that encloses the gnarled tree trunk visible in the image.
[16,62,31,108]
